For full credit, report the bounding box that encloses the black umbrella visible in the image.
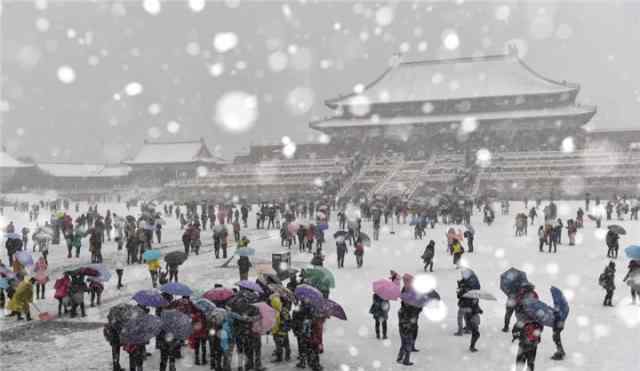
[164,251,188,266]
[107,303,145,331]
[333,231,348,239]
[500,268,528,296]
[608,225,626,235]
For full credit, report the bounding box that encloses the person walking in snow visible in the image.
[336,238,347,269]
[599,261,616,307]
[451,239,464,269]
[622,260,640,304]
[551,310,566,360]
[606,229,620,259]
[421,240,435,272]
[396,304,415,366]
[369,293,389,340]
[513,321,543,371]
[465,299,482,352]
[354,237,365,268]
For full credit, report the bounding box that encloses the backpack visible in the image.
[598,273,607,288]
[523,322,543,344]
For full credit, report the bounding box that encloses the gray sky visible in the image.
[2,0,640,162]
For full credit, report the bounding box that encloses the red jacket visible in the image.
[188,311,209,347]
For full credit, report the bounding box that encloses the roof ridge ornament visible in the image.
[506,43,519,57]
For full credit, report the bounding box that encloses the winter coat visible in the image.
[33,258,49,284]
[271,295,290,336]
[599,265,616,290]
[188,311,209,348]
[336,242,348,256]
[8,280,33,312]
[606,231,619,248]
[421,245,435,261]
[69,275,87,304]
[238,256,251,274]
[354,242,364,256]
[146,259,161,272]
[451,241,464,255]
[54,275,71,300]
[369,294,389,320]
[169,297,196,316]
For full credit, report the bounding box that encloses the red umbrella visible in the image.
[203,287,234,302]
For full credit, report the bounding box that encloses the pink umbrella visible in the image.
[287,223,300,235]
[252,302,277,335]
[372,279,401,301]
[203,287,234,303]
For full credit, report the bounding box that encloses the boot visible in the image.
[501,326,509,333]
[551,352,565,360]
[402,351,413,366]
[25,311,32,321]
[375,328,380,339]
[396,351,403,364]
[453,331,463,336]
[296,359,306,369]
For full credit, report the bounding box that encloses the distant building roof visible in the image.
[326,53,577,107]
[0,152,32,168]
[311,105,596,129]
[37,163,131,178]
[124,139,222,165]
[582,120,640,134]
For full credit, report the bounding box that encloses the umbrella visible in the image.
[75,267,99,277]
[358,232,371,247]
[252,302,277,334]
[500,268,528,296]
[143,249,161,262]
[462,289,497,301]
[164,251,188,266]
[15,251,33,266]
[465,224,475,234]
[461,269,481,290]
[203,287,234,302]
[120,314,162,345]
[237,280,264,294]
[400,289,440,308]
[320,298,347,320]
[550,287,570,322]
[625,245,640,260]
[132,290,169,308]
[193,298,218,315]
[260,272,281,285]
[522,299,556,327]
[303,267,335,291]
[608,225,626,235]
[160,282,193,297]
[372,279,401,301]
[84,264,112,282]
[294,284,325,308]
[4,232,21,240]
[236,248,256,257]
[333,230,348,239]
[108,303,146,331]
[318,223,329,231]
[288,223,301,235]
[267,284,295,302]
[160,310,193,340]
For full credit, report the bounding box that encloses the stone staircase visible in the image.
[405,154,436,199]
[367,159,405,199]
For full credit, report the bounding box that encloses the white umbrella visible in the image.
[462,289,497,301]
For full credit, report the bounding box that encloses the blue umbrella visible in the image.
[461,268,481,290]
[132,290,169,308]
[318,223,329,231]
[550,286,570,322]
[236,248,255,257]
[160,310,193,340]
[120,314,162,345]
[15,250,33,266]
[522,299,556,327]
[500,268,528,296]
[0,277,9,289]
[625,245,640,260]
[193,297,218,315]
[143,249,161,262]
[400,289,440,308]
[4,232,21,240]
[160,282,193,297]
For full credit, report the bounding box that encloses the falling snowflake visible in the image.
[215,91,258,133]
[213,32,238,53]
[188,0,205,13]
[167,121,180,134]
[442,29,460,50]
[142,0,161,15]
[124,82,143,96]
[57,65,76,84]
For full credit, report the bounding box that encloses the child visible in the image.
[599,261,616,306]
[271,294,292,362]
[369,293,389,340]
[354,238,365,268]
[451,239,464,269]
[147,258,161,288]
[513,321,543,371]
[33,255,49,300]
[89,278,104,307]
[54,273,71,317]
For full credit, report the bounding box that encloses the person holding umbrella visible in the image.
[238,255,252,281]
[513,321,544,371]
[33,254,48,300]
[271,294,292,362]
[606,228,620,259]
[146,257,161,288]
[622,259,640,304]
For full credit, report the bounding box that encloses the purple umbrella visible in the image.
[84,264,112,282]
[15,250,33,266]
[237,280,264,294]
[132,290,169,308]
[320,298,347,320]
[294,284,325,308]
[400,289,440,308]
[372,279,401,301]
[160,282,193,297]
[120,314,162,345]
[160,310,193,340]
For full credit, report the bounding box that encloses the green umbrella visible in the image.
[303,266,336,292]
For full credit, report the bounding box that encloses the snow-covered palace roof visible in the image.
[0,151,32,168]
[37,163,131,178]
[124,139,221,165]
[325,52,578,107]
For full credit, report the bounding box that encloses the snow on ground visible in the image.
[1,200,639,371]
